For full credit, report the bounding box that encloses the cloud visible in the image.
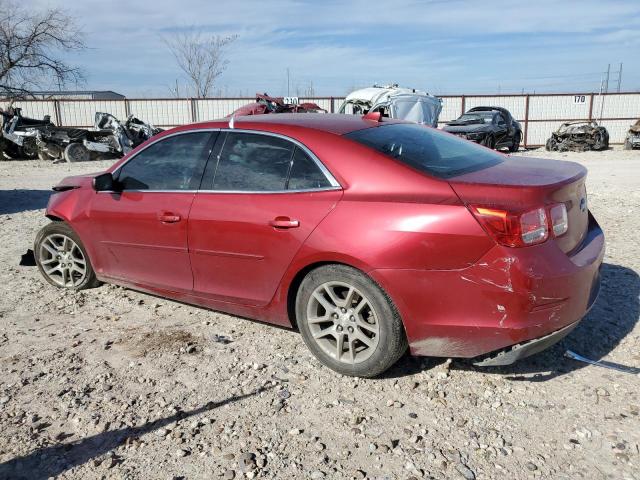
[29,0,640,96]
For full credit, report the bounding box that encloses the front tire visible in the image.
[296,264,407,377]
[34,222,101,290]
[483,134,496,150]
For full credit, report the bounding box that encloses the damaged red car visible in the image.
[35,113,604,377]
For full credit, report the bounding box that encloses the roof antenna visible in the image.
[228,114,235,129]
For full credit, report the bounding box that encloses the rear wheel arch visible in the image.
[287,260,408,334]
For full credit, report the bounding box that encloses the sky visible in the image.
[32,0,640,98]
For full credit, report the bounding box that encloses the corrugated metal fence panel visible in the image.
[299,98,332,112]
[196,99,247,121]
[464,96,527,121]
[332,98,346,113]
[127,99,191,127]
[528,95,591,121]
[3,93,638,144]
[598,120,634,144]
[5,100,57,121]
[526,121,558,146]
[59,100,128,127]
[439,97,463,122]
[593,94,640,119]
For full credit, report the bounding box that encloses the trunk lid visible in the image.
[449,157,589,253]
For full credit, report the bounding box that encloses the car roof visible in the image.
[468,106,510,115]
[190,113,402,136]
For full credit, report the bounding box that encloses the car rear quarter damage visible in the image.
[370,212,603,361]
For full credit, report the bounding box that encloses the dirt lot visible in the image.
[0,147,638,480]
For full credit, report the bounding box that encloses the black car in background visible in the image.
[442,106,522,152]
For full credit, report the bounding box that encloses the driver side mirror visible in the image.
[93,172,118,192]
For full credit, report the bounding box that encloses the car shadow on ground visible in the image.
[0,189,51,215]
[453,262,640,381]
[0,386,272,480]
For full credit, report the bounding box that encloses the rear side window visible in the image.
[288,148,331,190]
[117,132,211,190]
[212,132,333,191]
[345,123,504,179]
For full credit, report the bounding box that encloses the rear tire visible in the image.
[592,130,608,151]
[34,222,101,290]
[296,264,407,378]
[64,142,90,163]
[509,131,521,152]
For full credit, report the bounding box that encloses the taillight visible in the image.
[549,203,568,237]
[471,206,549,247]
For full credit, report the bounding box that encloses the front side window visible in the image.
[345,123,504,179]
[117,132,211,190]
[212,133,333,191]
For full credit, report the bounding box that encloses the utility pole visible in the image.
[287,68,290,96]
[616,63,623,92]
[598,64,611,122]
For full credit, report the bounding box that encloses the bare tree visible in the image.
[165,30,237,98]
[0,1,85,99]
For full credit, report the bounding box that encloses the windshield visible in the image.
[458,112,493,123]
[391,97,442,127]
[344,123,504,179]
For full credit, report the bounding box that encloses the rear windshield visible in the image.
[344,123,504,179]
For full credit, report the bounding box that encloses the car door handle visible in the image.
[269,217,300,229]
[158,212,181,223]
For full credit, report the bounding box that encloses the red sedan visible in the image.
[34,113,604,377]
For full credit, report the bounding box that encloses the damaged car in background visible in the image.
[442,106,522,152]
[545,121,609,152]
[623,119,640,150]
[230,93,326,117]
[0,107,54,160]
[339,84,442,127]
[36,112,163,162]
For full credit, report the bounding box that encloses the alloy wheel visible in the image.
[38,233,87,287]
[306,281,380,364]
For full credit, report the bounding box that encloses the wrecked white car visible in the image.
[339,85,442,127]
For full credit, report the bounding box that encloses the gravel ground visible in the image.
[0,147,638,480]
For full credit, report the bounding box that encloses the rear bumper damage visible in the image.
[473,320,579,366]
[370,213,605,363]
